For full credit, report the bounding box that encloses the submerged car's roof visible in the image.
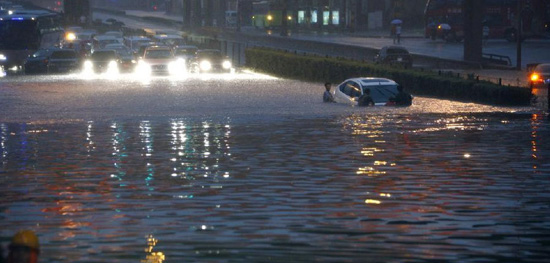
[347,77,397,86]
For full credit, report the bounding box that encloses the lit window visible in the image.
[332,11,339,25]
[298,11,305,24]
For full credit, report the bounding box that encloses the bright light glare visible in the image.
[168,59,186,75]
[222,60,232,69]
[530,73,540,82]
[105,60,119,76]
[267,15,273,21]
[82,60,94,75]
[0,54,6,61]
[66,32,76,41]
[200,60,212,71]
[135,60,152,76]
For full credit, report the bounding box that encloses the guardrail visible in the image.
[482,53,512,66]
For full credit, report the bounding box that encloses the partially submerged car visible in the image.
[104,43,136,72]
[47,49,80,73]
[173,45,198,69]
[190,49,232,73]
[24,48,55,74]
[334,77,410,106]
[529,63,550,88]
[83,49,120,74]
[374,46,413,69]
[135,45,184,75]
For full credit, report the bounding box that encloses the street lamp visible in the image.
[516,0,522,70]
[280,0,289,36]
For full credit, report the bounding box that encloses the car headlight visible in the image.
[83,60,93,70]
[0,54,6,61]
[108,60,118,69]
[200,60,212,71]
[135,60,151,75]
[222,60,232,69]
[168,59,185,75]
[106,60,119,74]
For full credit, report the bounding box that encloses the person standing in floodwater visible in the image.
[395,24,402,44]
[323,82,335,103]
[358,89,375,106]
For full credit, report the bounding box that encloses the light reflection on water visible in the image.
[1,113,549,262]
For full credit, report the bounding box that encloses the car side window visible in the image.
[341,81,361,97]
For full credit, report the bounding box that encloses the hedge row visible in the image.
[245,48,531,106]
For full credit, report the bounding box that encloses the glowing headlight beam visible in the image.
[222,60,232,69]
[200,60,212,72]
[168,59,186,75]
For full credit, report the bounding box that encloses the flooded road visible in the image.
[1,73,549,262]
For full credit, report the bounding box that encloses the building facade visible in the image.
[89,0,427,30]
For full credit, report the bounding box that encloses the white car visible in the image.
[123,36,152,53]
[135,46,184,75]
[152,34,185,47]
[333,77,402,106]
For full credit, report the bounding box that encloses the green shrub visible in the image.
[245,48,531,106]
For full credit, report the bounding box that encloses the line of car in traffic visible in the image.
[21,27,233,76]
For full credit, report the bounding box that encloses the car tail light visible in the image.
[530,73,540,82]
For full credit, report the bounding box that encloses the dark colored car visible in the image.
[374,46,413,69]
[47,49,80,73]
[173,45,198,69]
[190,49,232,73]
[24,49,55,74]
[104,44,136,73]
[84,50,120,74]
[529,63,550,88]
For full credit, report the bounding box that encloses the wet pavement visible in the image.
[1,72,550,262]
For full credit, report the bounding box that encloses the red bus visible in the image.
[425,0,550,42]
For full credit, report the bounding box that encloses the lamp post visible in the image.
[280,0,289,36]
[516,0,522,70]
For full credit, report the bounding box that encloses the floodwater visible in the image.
[1,72,549,262]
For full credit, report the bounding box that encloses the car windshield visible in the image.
[362,85,399,103]
[50,51,76,59]
[145,49,172,59]
[175,48,197,56]
[198,51,223,59]
[106,46,131,56]
[91,51,116,60]
[386,48,409,55]
[31,49,52,58]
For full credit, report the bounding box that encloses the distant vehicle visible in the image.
[24,48,56,74]
[0,8,64,71]
[47,49,80,73]
[93,35,122,50]
[152,34,186,47]
[334,77,404,106]
[251,1,295,29]
[104,43,135,72]
[104,31,124,41]
[136,46,184,75]
[123,36,152,53]
[424,0,550,42]
[190,49,232,73]
[135,41,159,58]
[173,45,198,68]
[83,49,120,74]
[374,46,413,69]
[529,63,550,88]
